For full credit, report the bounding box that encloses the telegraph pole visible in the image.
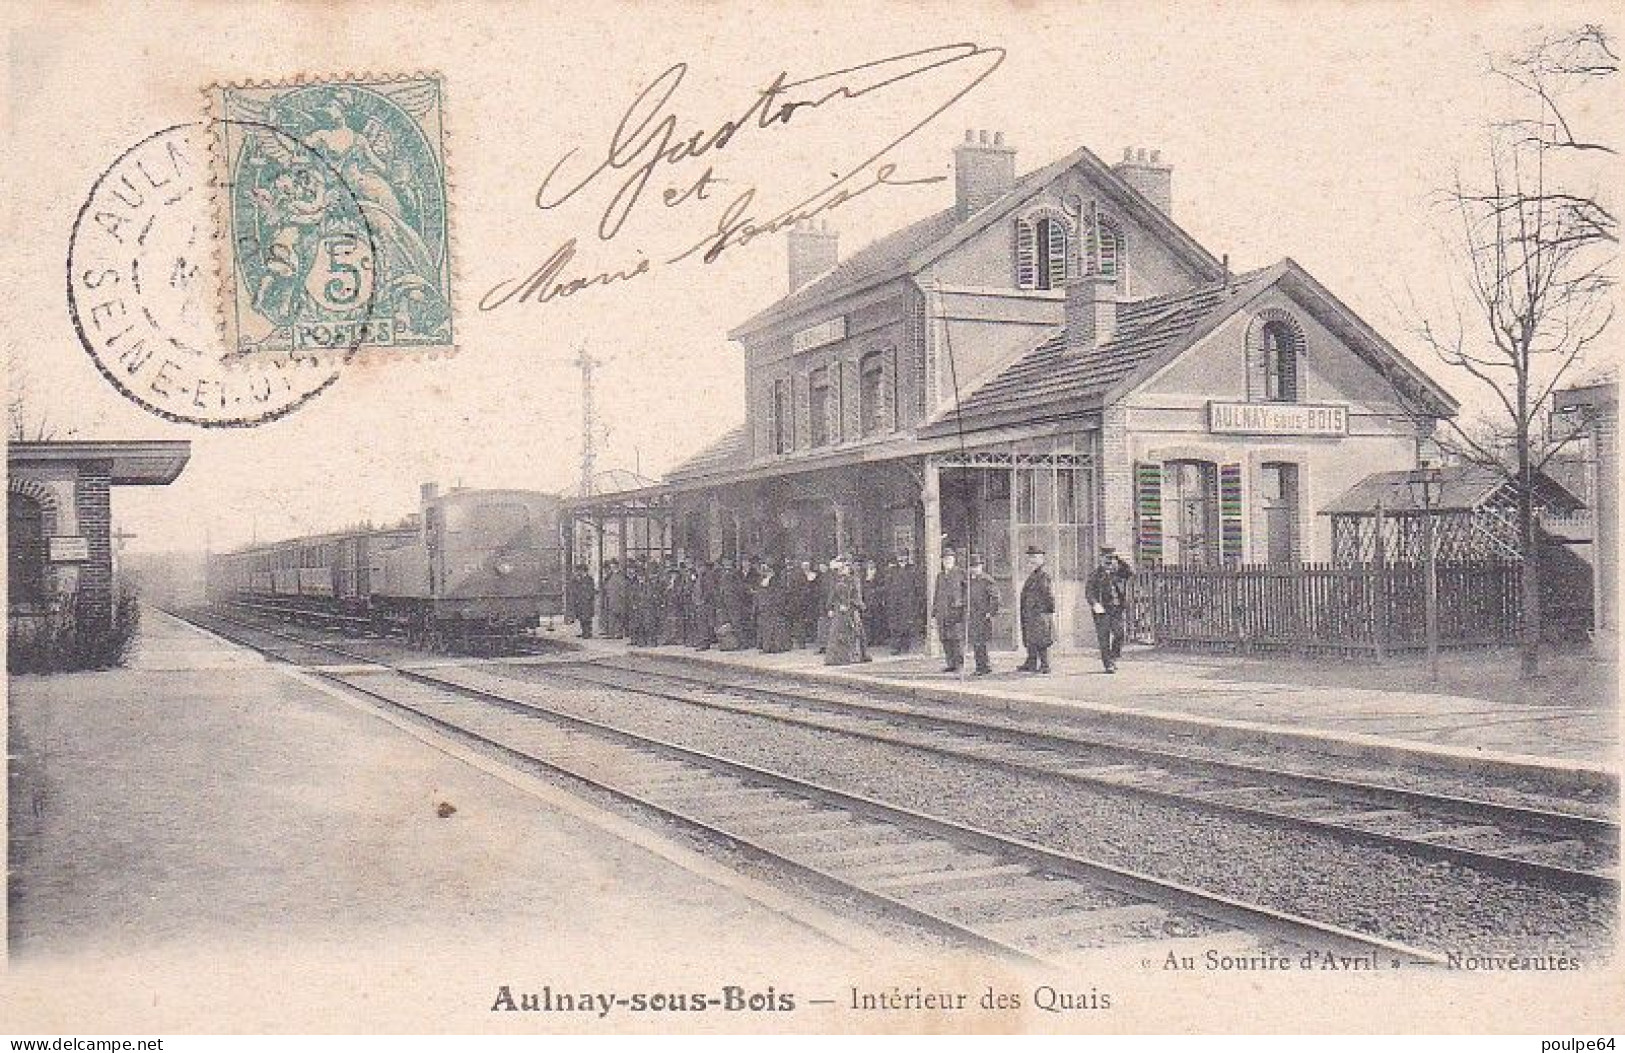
[573,343,602,498]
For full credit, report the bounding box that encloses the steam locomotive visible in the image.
[207,484,566,646]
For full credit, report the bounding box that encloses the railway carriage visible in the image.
[207,484,566,646]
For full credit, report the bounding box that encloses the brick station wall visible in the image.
[74,459,114,624]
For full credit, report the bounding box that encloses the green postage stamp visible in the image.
[209,74,453,358]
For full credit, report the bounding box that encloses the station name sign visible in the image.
[1208,401,1348,437]
[791,317,847,353]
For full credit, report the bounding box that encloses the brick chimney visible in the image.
[786,220,839,292]
[954,129,1016,219]
[1066,273,1119,353]
[1113,146,1172,216]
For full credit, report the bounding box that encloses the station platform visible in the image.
[554,628,1619,791]
[5,608,885,1027]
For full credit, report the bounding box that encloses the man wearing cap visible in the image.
[931,547,967,672]
[966,552,1000,675]
[1017,545,1056,673]
[1084,546,1134,673]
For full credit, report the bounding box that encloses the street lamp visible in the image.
[1407,465,1443,682]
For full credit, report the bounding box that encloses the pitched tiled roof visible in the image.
[925,274,1265,435]
[665,425,748,481]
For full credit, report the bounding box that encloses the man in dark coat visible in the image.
[885,555,920,654]
[568,565,597,638]
[931,548,967,672]
[1017,545,1056,673]
[1084,546,1134,673]
[966,553,1000,675]
[788,559,816,648]
[690,561,718,649]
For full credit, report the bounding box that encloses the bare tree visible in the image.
[7,344,74,442]
[1406,24,1616,677]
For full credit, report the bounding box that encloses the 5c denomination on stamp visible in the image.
[208,74,454,359]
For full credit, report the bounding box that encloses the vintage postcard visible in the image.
[4,0,1621,1038]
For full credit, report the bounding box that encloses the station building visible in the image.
[8,440,192,638]
[569,134,1459,650]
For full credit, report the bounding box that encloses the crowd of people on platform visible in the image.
[566,553,928,665]
[566,544,1134,675]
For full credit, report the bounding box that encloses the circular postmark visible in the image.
[67,120,381,427]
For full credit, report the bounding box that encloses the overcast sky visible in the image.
[7,2,1617,554]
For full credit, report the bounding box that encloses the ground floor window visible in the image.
[1165,459,1220,565]
[1260,461,1301,564]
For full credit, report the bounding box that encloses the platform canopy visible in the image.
[8,440,192,485]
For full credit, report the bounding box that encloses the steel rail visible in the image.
[170,606,1446,967]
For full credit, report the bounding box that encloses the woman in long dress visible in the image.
[756,563,792,654]
[824,559,868,665]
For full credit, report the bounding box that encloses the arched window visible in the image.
[1015,210,1072,291]
[1262,321,1300,402]
[1083,216,1124,283]
[8,491,47,607]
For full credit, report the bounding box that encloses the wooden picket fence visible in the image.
[1127,560,1523,655]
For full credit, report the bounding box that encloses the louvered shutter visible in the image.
[1046,221,1069,288]
[1099,226,1120,278]
[1220,463,1245,564]
[1015,218,1036,289]
[1135,462,1164,565]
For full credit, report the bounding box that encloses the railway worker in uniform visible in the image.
[600,559,627,639]
[568,564,597,638]
[824,556,868,665]
[931,547,967,673]
[1017,544,1057,674]
[755,559,792,653]
[966,553,1000,676]
[1084,546,1133,674]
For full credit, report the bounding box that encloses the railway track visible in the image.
[535,654,1618,898]
[169,605,1445,970]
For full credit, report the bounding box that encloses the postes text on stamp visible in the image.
[209,74,453,358]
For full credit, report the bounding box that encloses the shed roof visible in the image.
[1319,464,1585,516]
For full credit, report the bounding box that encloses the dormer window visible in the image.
[1015,210,1072,291]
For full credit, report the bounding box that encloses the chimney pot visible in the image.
[965,129,975,142]
[1113,145,1174,216]
[786,221,839,292]
[953,130,1017,218]
[421,482,439,504]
